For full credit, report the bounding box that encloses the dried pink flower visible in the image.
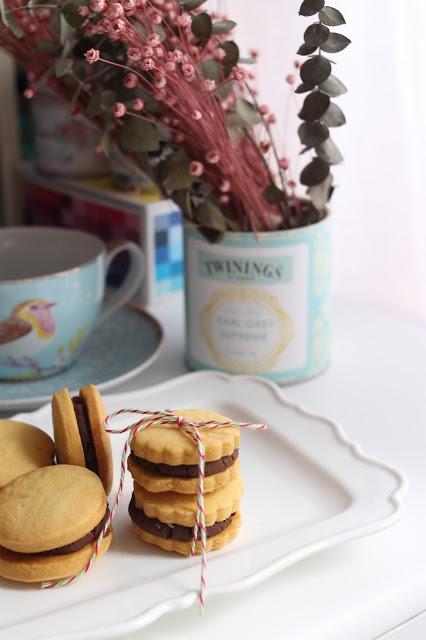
[175,132,185,143]
[78,6,89,16]
[177,14,192,28]
[192,110,202,120]
[112,18,126,33]
[113,102,127,117]
[260,141,271,153]
[84,48,100,64]
[249,48,259,59]
[259,104,269,116]
[107,3,124,18]
[155,47,164,57]
[182,63,195,79]
[219,179,231,193]
[267,114,277,125]
[128,47,142,61]
[123,0,135,13]
[141,45,154,57]
[142,58,155,70]
[23,87,35,99]
[294,59,301,69]
[189,161,204,177]
[204,79,216,92]
[288,179,297,189]
[90,0,106,11]
[286,74,296,85]
[279,157,290,170]
[213,48,226,61]
[232,67,246,81]
[219,194,230,205]
[206,151,220,164]
[150,11,162,24]
[165,61,176,72]
[155,76,167,88]
[123,72,138,88]
[147,33,161,47]
[169,49,183,63]
[132,98,144,111]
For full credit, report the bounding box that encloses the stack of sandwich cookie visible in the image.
[0,465,112,583]
[128,409,243,555]
[52,385,113,494]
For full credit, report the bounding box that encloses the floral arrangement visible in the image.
[0,0,349,240]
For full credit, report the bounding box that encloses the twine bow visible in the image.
[42,409,267,612]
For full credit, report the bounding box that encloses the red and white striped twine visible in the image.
[42,409,267,612]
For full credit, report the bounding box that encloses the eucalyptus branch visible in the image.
[296,0,350,210]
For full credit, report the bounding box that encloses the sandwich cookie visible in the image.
[129,475,243,555]
[128,409,240,494]
[0,419,55,490]
[0,465,111,583]
[52,385,113,494]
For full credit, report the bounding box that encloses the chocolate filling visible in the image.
[72,396,99,475]
[130,448,239,478]
[38,509,110,557]
[128,494,234,541]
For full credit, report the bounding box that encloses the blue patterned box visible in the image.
[20,164,183,305]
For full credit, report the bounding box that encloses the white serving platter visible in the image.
[0,372,406,640]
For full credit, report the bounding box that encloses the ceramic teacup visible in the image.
[0,226,145,381]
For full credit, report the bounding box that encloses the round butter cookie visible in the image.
[131,512,241,556]
[0,419,55,490]
[133,475,243,527]
[0,465,107,554]
[52,385,113,494]
[0,465,111,583]
[128,456,240,495]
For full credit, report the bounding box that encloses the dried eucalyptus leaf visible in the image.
[308,173,333,208]
[62,3,85,28]
[319,74,347,96]
[321,32,351,53]
[101,89,116,109]
[300,157,330,186]
[300,55,332,88]
[263,184,285,204]
[304,23,330,47]
[299,91,330,121]
[191,12,212,42]
[316,137,343,164]
[299,0,325,16]
[87,89,103,117]
[322,102,346,126]
[7,15,24,38]
[54,58,73,77]
[182,0,206,9]
[298,121,329,147]
[198,59,222,82]
[100,129,112,156]
[36,40,60,53]
[119,119,160,154]
[195,201,227,232]
[212,20,236,35]
[221,41,240,76]
[318,6,346,26]
[297,42,318,56]
[173,189,193,220]
[161,152,194,190]
[239,56,257,64]
[234,98,261,126]
[295,82,312,94]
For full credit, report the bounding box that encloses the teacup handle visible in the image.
[97,240,145,325]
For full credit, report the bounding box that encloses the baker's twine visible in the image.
[42,409,267,611]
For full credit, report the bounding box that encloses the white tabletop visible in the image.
[4,296,426,639]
